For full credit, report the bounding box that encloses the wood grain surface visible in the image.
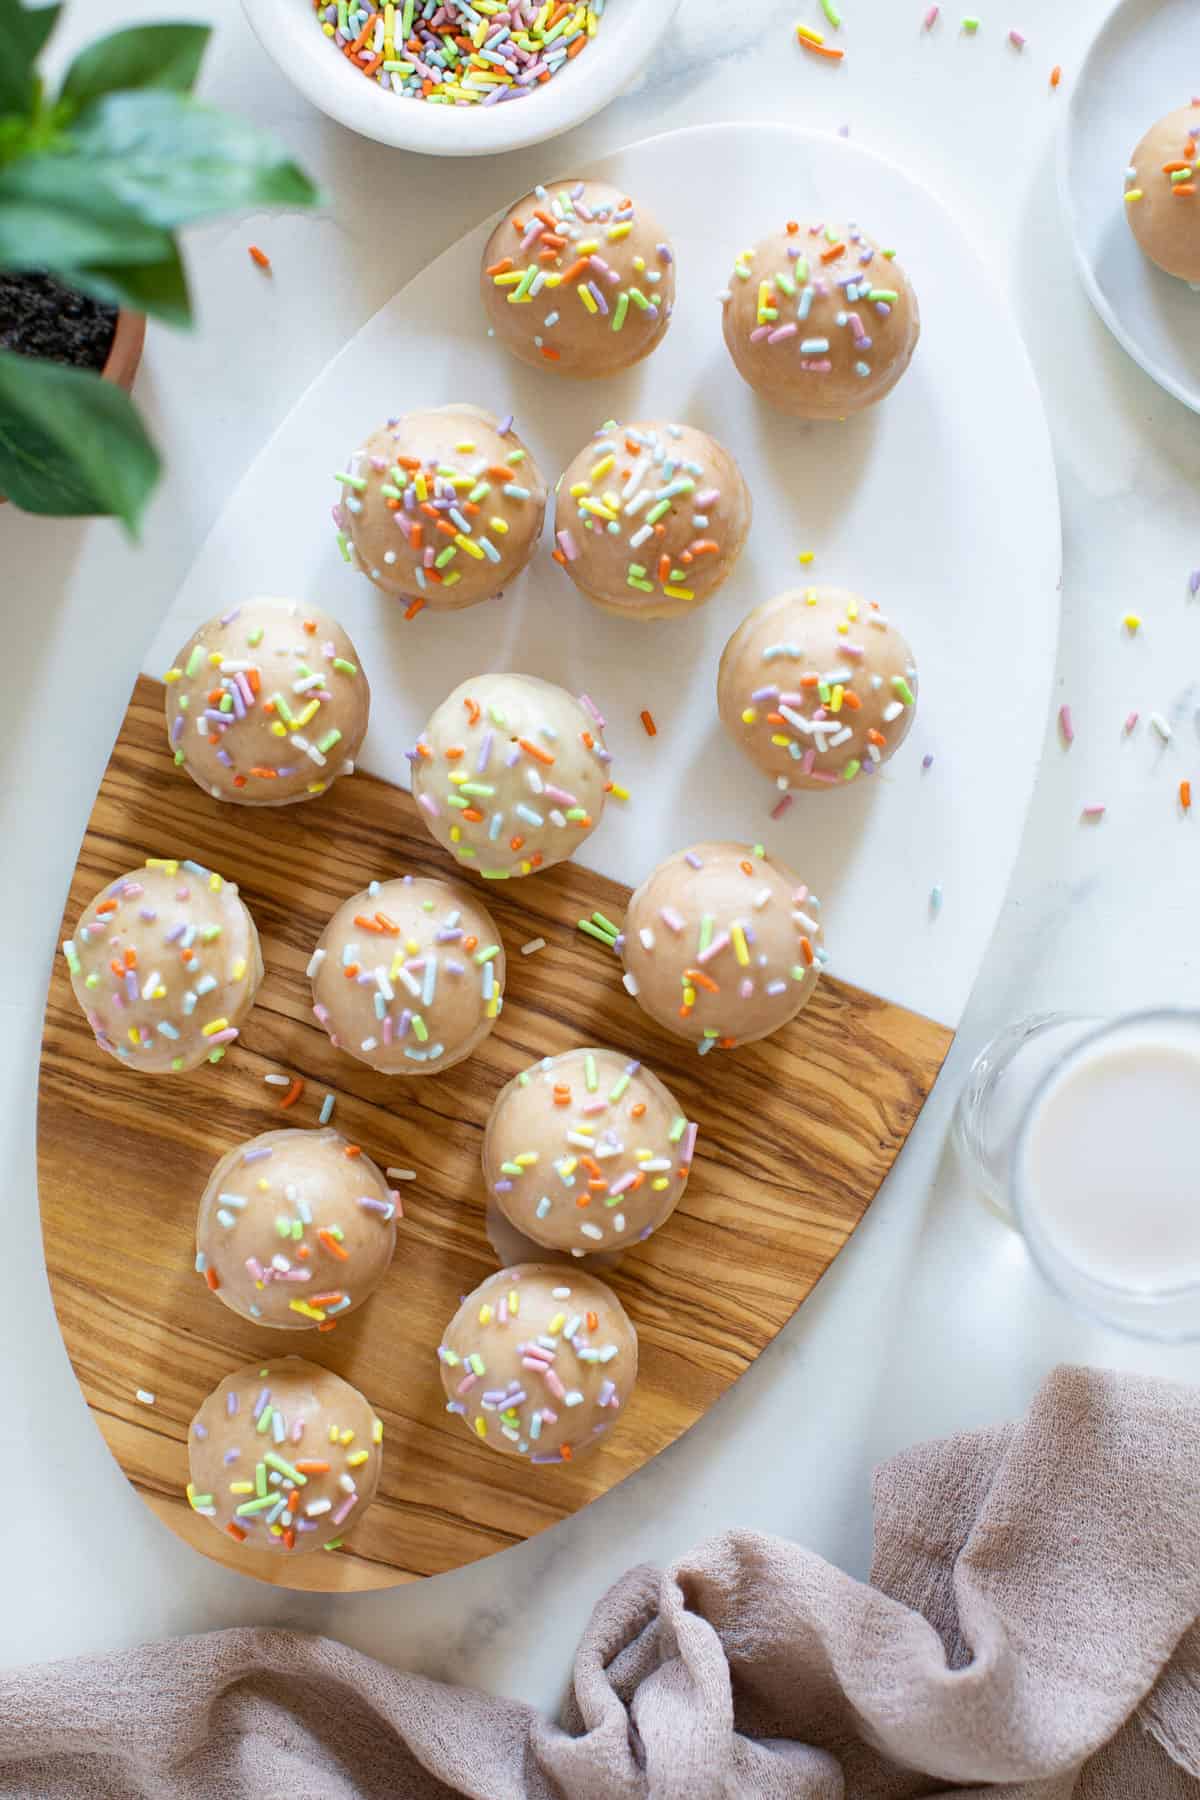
[37,675,952,1592]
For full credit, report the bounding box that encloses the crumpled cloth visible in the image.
[2,1365,1198,1799]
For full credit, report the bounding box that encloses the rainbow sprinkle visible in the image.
[315,0,603,103]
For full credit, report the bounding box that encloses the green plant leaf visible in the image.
[59,23,210,108]
[0,346,160,530]
[61,91,321,228]
[0,0,60,114]
[0,190,189,322]
[0,193,173,268]
[65,239,191,327]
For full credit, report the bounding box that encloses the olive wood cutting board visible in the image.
[37,675,951,1591]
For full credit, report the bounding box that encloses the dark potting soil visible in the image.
[0,272,118,372]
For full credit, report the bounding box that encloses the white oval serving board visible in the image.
[1059,0,1200,413]
[148,121,1061,1031]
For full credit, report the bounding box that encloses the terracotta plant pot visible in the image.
[1,306,146,507]
[104,308,146,391]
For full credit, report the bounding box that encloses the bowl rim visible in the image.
[241,0,683,157]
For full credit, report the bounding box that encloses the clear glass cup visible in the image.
[1009,1010,1200,1343]
[952,1013,1098,1216]
[956,1010,1200,1341]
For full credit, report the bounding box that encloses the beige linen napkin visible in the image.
[2,1366,1198,1799]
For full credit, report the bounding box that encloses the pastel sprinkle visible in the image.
[317,0,605,105]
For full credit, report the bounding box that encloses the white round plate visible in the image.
[1059,0,1200,412]
[241,0,681,157]
[148,123,1061,1032]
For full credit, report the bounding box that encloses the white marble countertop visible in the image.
[3,0,1200,1712]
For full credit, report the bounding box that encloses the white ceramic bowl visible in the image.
[242,0,682,157]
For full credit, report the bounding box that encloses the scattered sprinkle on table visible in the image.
[1082,803,1106,821]
[136,1389,156,1407]
[280,1076,305,1110]
[923,3,940,24]
[1189,569,1200,596]
[797,22,844,57]
[820,0,842,25]
[770,792,794,820]
[318,1092,336,1125]
[248,245,271,271]
[1007,26,1025,49]
[1123,612,1142,633]
[1050,64,1062,88]
[797,549,815,564]
[264,1072,291,1087]
[1150,712,1172,743]
[962,14,979,31]
[640,709,657,738]
[315,0,604,104]
[386,1167,417,1181]
[1124,711,1139,733]
[1058,704,1074,745]
[922,753,934,770]
[1182,780,1193,813]
[520,936,547,956]
[929,884,943,914]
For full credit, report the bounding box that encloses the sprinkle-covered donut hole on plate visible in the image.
[721,220,920,420]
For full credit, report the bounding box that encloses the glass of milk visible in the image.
[953,1014,1099,1216]
[959,1011,1200,1341]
